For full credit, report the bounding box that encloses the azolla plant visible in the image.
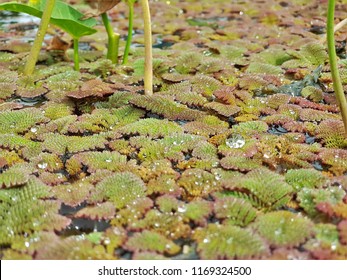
[0,0,347,260]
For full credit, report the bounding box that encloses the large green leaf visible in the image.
[0,0,97,38]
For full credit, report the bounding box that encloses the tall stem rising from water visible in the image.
[101,12,119,64]
[24,0,56,75]
[327,0,347,136]
[141,0,153,95]
[123,1,135,64]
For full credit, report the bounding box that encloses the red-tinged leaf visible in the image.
[66,79,115,99]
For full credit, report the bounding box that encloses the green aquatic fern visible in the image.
[193,224,267,259]
[265,94,291,109]
[297,186,345,217]
[42,133,108,155]
[0,178,69,245]
[301,86,323,102]
[285,169,328,191]
[0,134,42,159]
[111,197,153,227]
[205,102,241,117]
[75,202,116,220]
[319,148,347,175]
[124,230,180,255]
[53,181,93,206]
[253,48,291,66]
[175,52,203,74]
[254,211,314,247]
[178,169,220,198]
[130,95,204,121]
[231,121,268,137]
[36,234,115,260]
[43,102,74,120]
[246,62,284,75]
[220,156,262,172]
[68,107,144,133]
[192,141,218,160]
[92,172,146,209]
[299,108,339,122]
[224,168,293,210]
[214,197,257,227]
[283,42,327,68]
[66,151,127,174]
[130,209,190,239]
[183,200,212,224]
[315,120,347,148]
[119,118,183,138]
[146,174,181,196]
[0,164,32,188]
[190,74,221,97]
[0,108,47,134]
[138,133,203,162]
[184,115,229,137]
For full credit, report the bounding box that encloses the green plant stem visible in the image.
[24,0,55,75]
[73,38,80,71]
[122,2,134,64]
[101,12,119,64]
[327,0,347,136]
[141,0,153,95]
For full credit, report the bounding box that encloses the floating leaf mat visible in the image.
[0,0,347,260]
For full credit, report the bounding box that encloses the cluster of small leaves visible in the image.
[193,224,267,259]
[223,169,293,210]
[253,211,314,247]
[0,0,346,260]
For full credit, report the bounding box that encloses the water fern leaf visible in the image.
[75,202,116,220]
[193,224,267,259]
[0,164,31,188]
[223,168,293,210]
[0,108,47,134]
[213,196,257,227]
[119,118,183,138]
[124,230,180,256]
[253,211,314,247]
[92,172,146,209]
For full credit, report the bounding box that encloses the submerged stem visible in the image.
[24,0,56,75]
[73,38,80,71]
[327,0,347,136]
[122,2,134,64]
[141,0,153,95]
[101,12,119,64]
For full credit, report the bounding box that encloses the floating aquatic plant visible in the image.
[0,108,47,134]
[193,224,267,259]
[35,233,115,260]
[223,168,293,210]
[213,196,257,227]
[297,186,345,217]
[124,230,180,255]
[284,169,328,192]
[0,0,347,261]
[0,164,31,188]
[0,178,70,246]
[253,211,314,248]
[326,0,347,136]
[92,172,146,209]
